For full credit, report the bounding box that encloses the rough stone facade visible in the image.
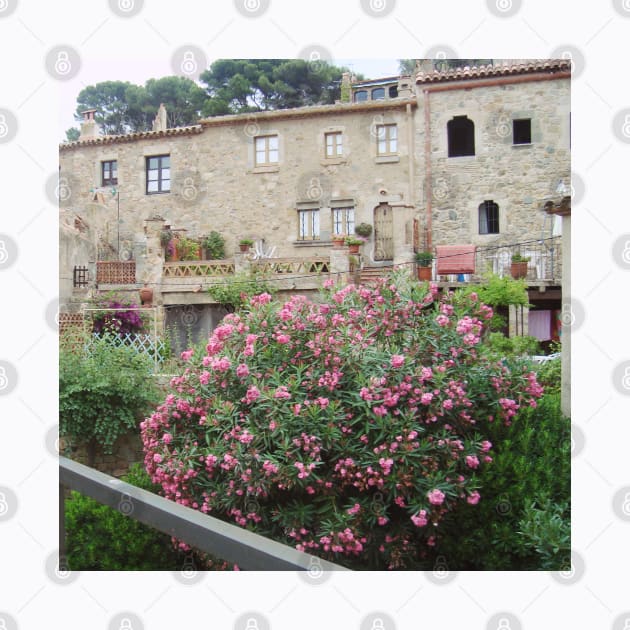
[59,61,570,314]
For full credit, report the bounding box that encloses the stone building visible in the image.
[59,59,570,347]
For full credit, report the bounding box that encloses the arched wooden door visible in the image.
[373,203,393,261]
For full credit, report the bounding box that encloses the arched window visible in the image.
[388,85,398,98]
[354,90,368,102]
[371,88,385,100]
[447,115,475,157]
[478,200,499,234]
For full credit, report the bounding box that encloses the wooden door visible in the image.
[374,203,393,261]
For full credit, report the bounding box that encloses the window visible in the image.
[388,85,398,98]
[372,87,385,100]
[479,200,499,234]
[101,160,118,186]
[255,135,279,166]
[298,209,320,241]
[354,90,368,102]
[376,124,398,156]
[513,118,531,145]
[325,132,343,158]
[146,155,170,194]
[332,206,355,235]
[447,116,475,157]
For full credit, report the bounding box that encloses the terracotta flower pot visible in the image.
[348,244,360,254]
[417,266,432,281]
[510,261,528,279]
[139,285,153,306]
[239,244,251,253]
[332,237,345,248]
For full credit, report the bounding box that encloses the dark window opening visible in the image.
[372,88,385,100]
[513,118,532,145]
[447,116,475,157]
[146,155,170,194]
[73,266,89,288]
[354,90,368,102]
[388,85,398,98]
[101,160,118,186]
[479,200,499,234]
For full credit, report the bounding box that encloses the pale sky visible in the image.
[60,58,401,137]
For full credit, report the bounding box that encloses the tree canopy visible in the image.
[67,59,357,140]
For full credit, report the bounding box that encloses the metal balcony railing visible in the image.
[59,457,350,572]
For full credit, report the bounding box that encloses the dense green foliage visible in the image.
[202,231,226,260]
[207,271,276,313]
[482,332,541,358]
[424,391,569,570]
[64,464,181,570]
[59,333,160,453]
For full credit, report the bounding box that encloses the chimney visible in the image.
[152,103,168,132]
[78,109,99,141]
[340,72,351,103]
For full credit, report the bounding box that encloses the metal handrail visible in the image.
[59,456,349,572]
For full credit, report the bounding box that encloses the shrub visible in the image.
[423,391,569,570]
[177,237,200,261]
[202,231,226,260]
[64,464,182,570]
[483,332,541,359]
[141,278,543,569]
[207,271,276,313]
[91,297,146,335]
[60,333,160,456]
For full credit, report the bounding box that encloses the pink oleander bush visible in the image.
[141,278,543,569]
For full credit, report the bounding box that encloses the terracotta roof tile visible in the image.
[415,60,571,85]
[59,125,203,150]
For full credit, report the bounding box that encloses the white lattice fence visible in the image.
[84,333,166,366]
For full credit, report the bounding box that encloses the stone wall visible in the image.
[419,78,570,249]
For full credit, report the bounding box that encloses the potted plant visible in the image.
[202,231,226,260]
[510,252,530,279]
[354,223,373,238]
[239,238,254,253]
[345,236,365,254]
[160,227,173,249]
[332,233,346,248]
[177,236,200,261]
[415,251,433,281]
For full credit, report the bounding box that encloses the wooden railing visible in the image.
[252,257,330,275]
[163,259,235,277]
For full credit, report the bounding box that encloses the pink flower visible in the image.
[421,392,433,405]
[467,491,481,505]
[199,371,210,385]
[347,503,361,515]
[276,334,290,344]
[427,489,445,505]
[180,349,194,361]
[153,453,163,463]
[390,354,405,368]
[411,510,428,527]
[162,433,172,444]
[435,314,449,327]
[465,455,480,469]
[274,386,291,400]
[236,363,249,378]
[480,440,492,452]
[245,385,260,404]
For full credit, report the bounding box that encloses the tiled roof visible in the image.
[415,60,571,84]
[59,125,203,150]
